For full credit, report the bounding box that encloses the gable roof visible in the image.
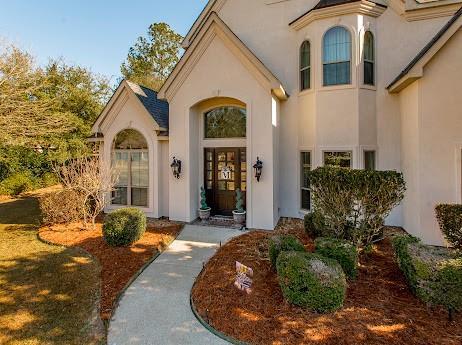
[388,6,462,92]
[126,81,169,129]
[289,0,386,28]
[158,12,288,102]
[182,0,226,48]
[92,80,169,133]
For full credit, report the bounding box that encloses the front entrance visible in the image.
[204,148,247,216]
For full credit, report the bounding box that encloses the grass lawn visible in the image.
[0,194,104,345]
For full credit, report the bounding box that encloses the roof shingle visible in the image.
[126,81,169,129]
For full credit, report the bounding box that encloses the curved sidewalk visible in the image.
[108,224,242,345]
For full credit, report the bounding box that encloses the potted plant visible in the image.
[198,187,211,222]
[232,188,246,227]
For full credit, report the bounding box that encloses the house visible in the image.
[91,0,462,246]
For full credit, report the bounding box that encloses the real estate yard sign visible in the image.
[235,261,253,294]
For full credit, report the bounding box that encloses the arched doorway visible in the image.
[111,129,149,207]
[202,105,247,216]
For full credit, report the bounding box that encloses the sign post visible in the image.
[234,261,253,294]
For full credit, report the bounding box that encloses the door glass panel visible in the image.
[206,151,213,161]
[207,171,213,180]
[227,152,235,161]
[207,162,213,170]
[241,182,247,192]
[206,180,213,190]
[218,181,226,191]
[218,152,226,161]
[227,182,235,191]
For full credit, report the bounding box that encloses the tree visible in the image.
[121,22,183,91]
[56,157,118,229]
[0,44,76,146]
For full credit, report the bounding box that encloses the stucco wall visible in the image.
[99,89,162,218]
[168,34,280,229]
[417,28,462,245]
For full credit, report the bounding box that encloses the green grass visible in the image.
[0,195,104,345]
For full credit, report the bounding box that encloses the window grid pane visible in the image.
[364,151,376,171]
[324,151,352,168]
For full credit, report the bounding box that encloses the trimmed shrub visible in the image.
[392,235,462,315]
[103,208,147,247]
[268,235,305,269]
[0,172,39,196]
[315,237,358,279]
[276,251,347,313]
[304,212,325,239]
[40,172,59,188]
[39,189,85,225]
[309,167,406,246]
[435,204,462,250]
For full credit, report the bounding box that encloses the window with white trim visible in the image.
[323,151,352,168]
[323,26,352,86]
[364,31,375,86]
[300,41,311,91]
[301,151,311,210]
[364,150,376,170]
[112,129,149,207]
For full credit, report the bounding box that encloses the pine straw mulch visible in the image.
[191,219,462,345]
[39,219,183,321]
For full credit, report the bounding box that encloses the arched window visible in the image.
[364,31,375,85]
[204,106,246,139]
[300,41,311,91]
[323,26,352,86]
[112,129,149,207]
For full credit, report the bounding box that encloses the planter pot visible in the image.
[198,207,211,222]
[232,210,246,227]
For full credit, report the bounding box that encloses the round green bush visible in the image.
[268,235,305,269]
[315,237,358,279]
[0,172,39,196]
[276,251,347,313]
[103,208,147,247]
[304,212,325,239]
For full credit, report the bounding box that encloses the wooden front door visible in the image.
[204,148,247,216]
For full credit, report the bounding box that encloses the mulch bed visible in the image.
[40,219,183,320]
[191,219,461,345]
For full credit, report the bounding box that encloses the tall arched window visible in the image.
[112,129,149,207]
[323,26,351,86]
[364,31,375,85]
[300,41,311,91]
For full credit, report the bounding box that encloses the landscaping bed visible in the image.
[191,220,461,345]
[39,218,183,320]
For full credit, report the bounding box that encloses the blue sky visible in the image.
[0,0,208,83]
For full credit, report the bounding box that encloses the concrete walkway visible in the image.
[108,224,243,345]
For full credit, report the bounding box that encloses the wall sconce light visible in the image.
[253,157,263,182]
[171,157,182,179]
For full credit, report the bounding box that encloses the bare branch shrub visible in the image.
[56,157,118,229]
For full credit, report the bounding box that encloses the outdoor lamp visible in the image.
[253,157,263,182]
[171,157,182,179]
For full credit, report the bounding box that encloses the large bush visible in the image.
[103,208,147,247]
[392,235,462,316]
[276,251,347,313]
[39,189,85,225]
[309,167,406,246]
[435,204,462,250]
[315,237,358,279]
[268,235,305,269]
[0,172,39,196]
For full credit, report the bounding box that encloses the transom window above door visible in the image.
[112,129,149,207]
[204,106,246,139]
